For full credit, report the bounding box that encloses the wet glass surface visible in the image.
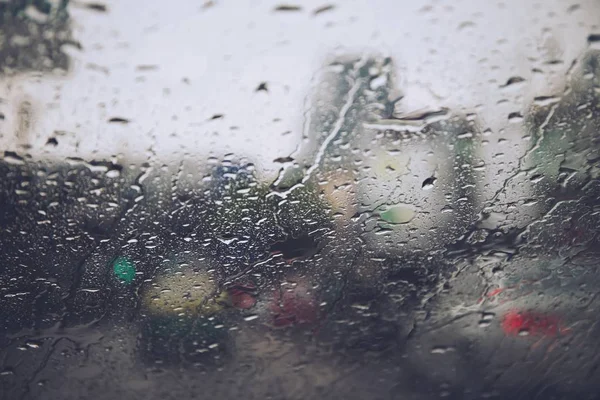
[1,1,600,399]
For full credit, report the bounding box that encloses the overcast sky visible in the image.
[0,0,598,177]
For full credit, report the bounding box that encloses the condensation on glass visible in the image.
[1,1,600,399]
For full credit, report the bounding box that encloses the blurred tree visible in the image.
[0,0,74,74]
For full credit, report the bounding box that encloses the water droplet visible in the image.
[313,5,334,15]
[588,34,600,50]
[274,4,302,11]
[441,205,454,213]
[508,112,523,123]
[533,96,560,107]
[431,346,454,354]
[378,204,416,224]
[478,312,495,327]
[501,76,526,88]
[108,117,130,124]
[106,168,120,178]
[3,151,25,165]
[84,3,108,12]
[422,177,436,190]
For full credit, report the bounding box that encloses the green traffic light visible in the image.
[113,256,136,284]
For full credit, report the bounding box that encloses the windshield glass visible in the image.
[1,1,600,399]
